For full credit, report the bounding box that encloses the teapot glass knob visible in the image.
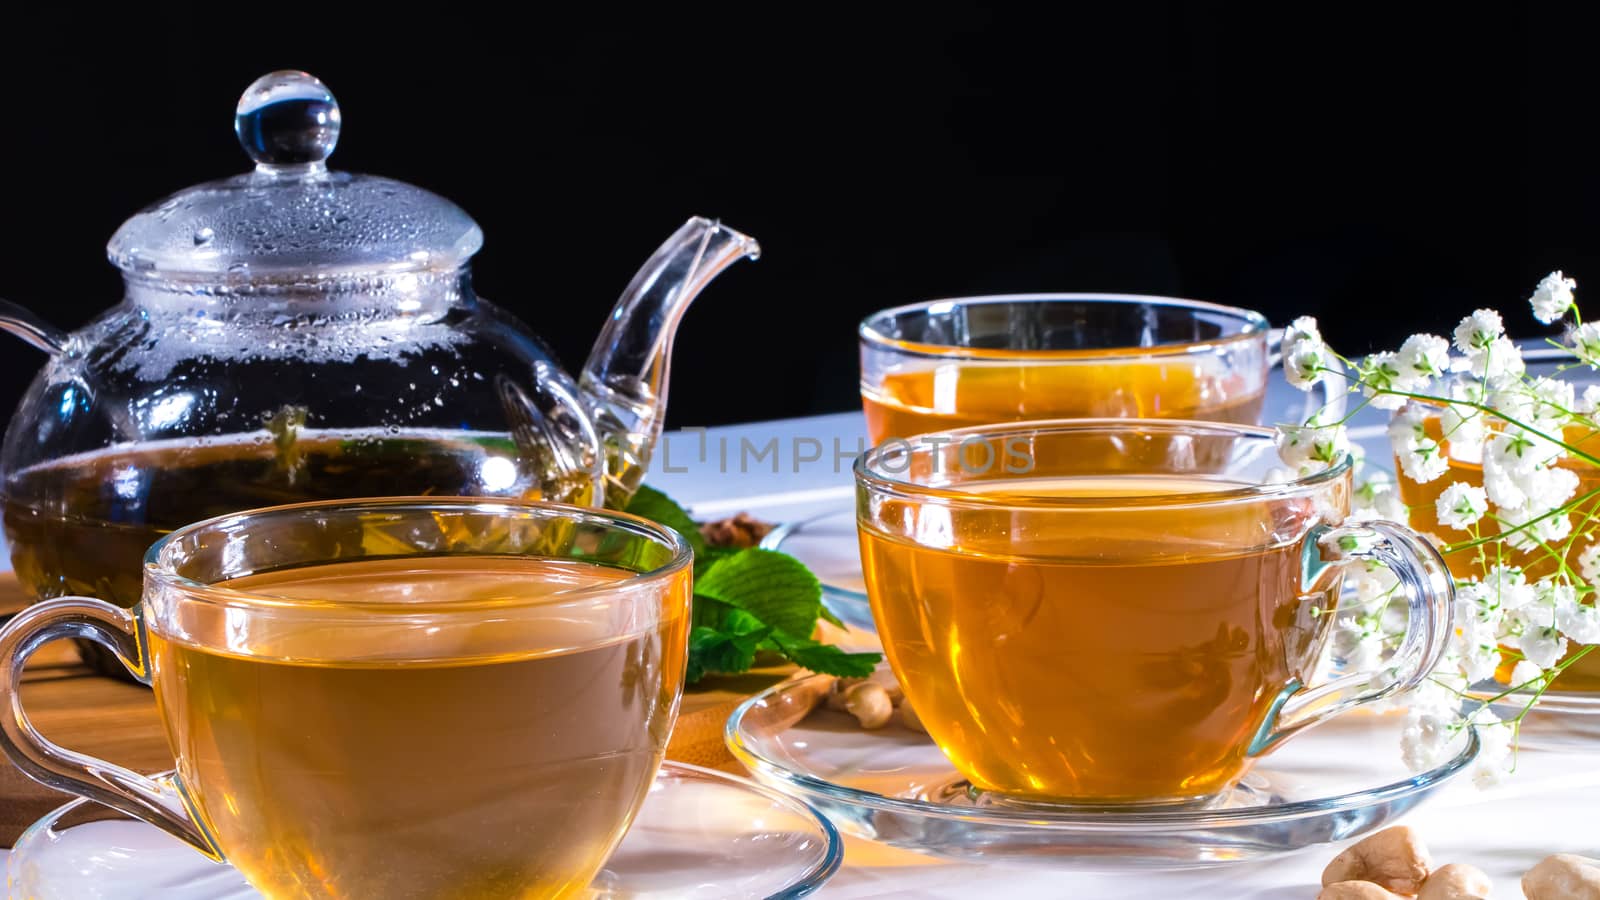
[234,71,341,170]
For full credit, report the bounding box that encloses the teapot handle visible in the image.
[0,299,67,354]
[497,365,607,508]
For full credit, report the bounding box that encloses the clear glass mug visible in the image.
[0,497,693,898]
[859,293,1341,444]
[855,420,1452,805]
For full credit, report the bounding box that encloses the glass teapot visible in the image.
[0,71,757,672]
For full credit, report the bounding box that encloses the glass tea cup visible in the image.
[854,420,1452,806]
[859,293,1341,444]
[0,497,693,898]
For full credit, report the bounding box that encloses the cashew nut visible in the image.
[843,681,894,729]
[1523,853,1600,900]
[1318,881,1405,900]
[864,667,905,704]
[1322,826,1433,895]
[824,677,852,712]
[1419,863,1492,900]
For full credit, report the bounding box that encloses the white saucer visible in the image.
[6,762,841,899]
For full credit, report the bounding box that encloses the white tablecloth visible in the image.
[5,391,1596,898]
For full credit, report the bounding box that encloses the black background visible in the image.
[1,6,1596,429]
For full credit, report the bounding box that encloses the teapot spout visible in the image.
[0,299,68,355]
[580,217,759,506]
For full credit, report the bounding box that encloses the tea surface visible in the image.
[861,361,1264,443]
[859,475,1332,803]
[149,555,687,900]
[3,429,528,673]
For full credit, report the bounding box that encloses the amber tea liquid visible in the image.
[861,361,1265,444]
[2,430,531,675]
[149,555,688,899]
[859,475,1334,803]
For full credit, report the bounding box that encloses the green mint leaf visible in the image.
[692,598,766,634]
[625,485,707,558]
[766,630,881,678]
[816,602,846,630]
[687,622,773,683]
[695,548,822,639]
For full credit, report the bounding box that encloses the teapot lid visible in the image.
[106,71,483,290]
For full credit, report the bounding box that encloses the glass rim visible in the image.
[854,419,1352,509]
[857,293,1271,361]
[142,496,694,613]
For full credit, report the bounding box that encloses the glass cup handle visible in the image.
[0,597,218,857]
[1267,327,1349,425]
[1248,520,1454,755]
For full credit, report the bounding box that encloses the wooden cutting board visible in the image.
[0,576,790,848]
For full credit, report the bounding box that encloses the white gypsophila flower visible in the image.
[1579,384,1600,414]
[1397,437,1449,483]
[1465,336,1526,382]
[1469,709,1514,789]
[1387,405,1426,449]
[1400,712,1456,772]
[1285,315,1321,345]
[1359,352,1413,409]
[1386,406,1448,483]
[1499,502,1573,552]
[1482,461,1528,510]
[1516,627,1568,670]
[1440,379,1486,462]
[1472,764,1507,791]
[1579,541,1600,583]
[1452,611,1499,674]
[1571,321,1600,368]
[1484,426,1563,477]
[1434,482,1488,529]
[1377,489,1407,521]
[1350,559,1400,604]
[1397,333,1452,382]
[1529,376,1577,427]
[1274,421,1348,471]
[1461,640,1503,683]
[1555,593,1600,644]
[1334,624,1386,672]
[1510,587,1568,668]
[1284,340,1328,391]
[1486,383,1534,423]
[1530,270,1578,324]
[1402,677,1464,720]
[1541,576,1577,603]
[1454,581,1504,631]
[1485,565,1536,610]
[1511,659,1546,687]
[1352,470,1395,511]
[1521,464,1580,511]
[1454,308,1505,353]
